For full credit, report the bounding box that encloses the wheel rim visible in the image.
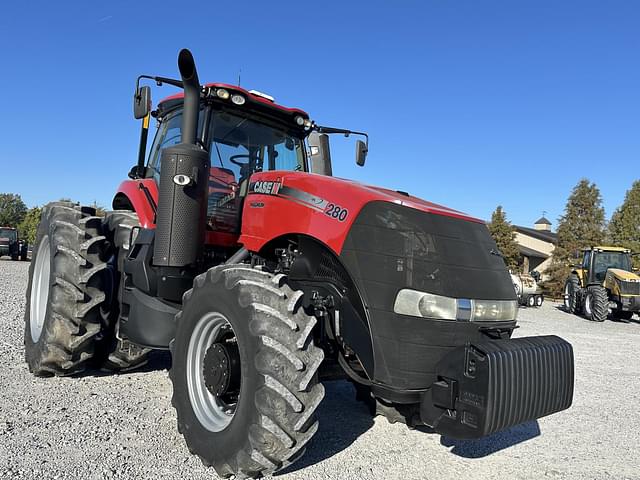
[528,296,535,307]
[187,311,240,432]
[563,283,572,309]
[29,236,51,343]
[585,294,592,316]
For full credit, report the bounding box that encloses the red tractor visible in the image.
[24,50,574,477]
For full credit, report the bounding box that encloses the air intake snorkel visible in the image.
[153,49,211,271]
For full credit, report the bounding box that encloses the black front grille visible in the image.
[315,251,350,285]
[620,281,640,295]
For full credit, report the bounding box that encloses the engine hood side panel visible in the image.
[239,171,482,254]
[607,268,640,282]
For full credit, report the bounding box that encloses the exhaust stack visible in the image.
[153,49,210,269]
[177,49,199,145]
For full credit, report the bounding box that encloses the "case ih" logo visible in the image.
[252,181,281,195]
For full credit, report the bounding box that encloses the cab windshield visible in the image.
[147,108,306,182]
[208,110,305,183]
[0,229,17,241]
[593,252,632,281]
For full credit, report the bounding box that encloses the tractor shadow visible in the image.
[76,350,172,378]
[278,381,541,473]
[276,380,374,475]
[440,420,540,458]
[553,305,640,325]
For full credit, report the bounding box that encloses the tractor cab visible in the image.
[129,82,366,246]
[579,246,633,285]
[147,85,310,238]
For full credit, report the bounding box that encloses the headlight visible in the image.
[215,88,230,100]
[231,94,245,105]
[394,289,517,322]
[472,299,518,321]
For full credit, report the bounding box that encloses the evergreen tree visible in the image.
[0,193,27,227]
[608,180,640,265]
[18,207,42,246]
[488,206,521,271]
[545,179,606,295]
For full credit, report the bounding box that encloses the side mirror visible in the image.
[134,86,152,119]
[355,139,368,166]
[307,132,333,176]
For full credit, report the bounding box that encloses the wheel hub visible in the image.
[203,342,241,397]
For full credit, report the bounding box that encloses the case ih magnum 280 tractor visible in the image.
[24,50,574,477]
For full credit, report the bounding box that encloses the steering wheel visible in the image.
[229,154,253,167]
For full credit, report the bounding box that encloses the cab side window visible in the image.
[582,251,591,270]
[146,112,183,181]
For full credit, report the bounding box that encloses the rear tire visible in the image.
[584,285,608,322]
[170,265,325,478]
[535,295,543,307]
[24,202,107,376]
[527,295,536,307]
[563,275,581,314]
[97,211,151,372]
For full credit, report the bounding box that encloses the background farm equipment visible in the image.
[0,227,27,261]
[511,271,544,307]
[564,246,640,322]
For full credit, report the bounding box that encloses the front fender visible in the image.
[113,179,158,229]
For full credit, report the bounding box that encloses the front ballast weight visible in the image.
[421,335,574,439]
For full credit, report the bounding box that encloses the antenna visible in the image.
[542,210,547,218]
[238,68,242,86]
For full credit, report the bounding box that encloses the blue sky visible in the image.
[1,1,638,229]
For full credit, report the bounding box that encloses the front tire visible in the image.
[584,285,608,322]
[24,202,107,376]
[170,265,325,478]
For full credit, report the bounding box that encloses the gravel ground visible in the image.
[1,258,639,480]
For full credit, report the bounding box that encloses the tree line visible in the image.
[0,194,105,246]
[488,179,640,296]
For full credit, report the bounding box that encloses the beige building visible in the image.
[514,217,557,280]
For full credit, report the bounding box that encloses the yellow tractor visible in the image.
[564,246,640,322]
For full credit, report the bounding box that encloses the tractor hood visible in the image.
[607,268,640,282]
[240,171,487,255]
[351,183,482,223]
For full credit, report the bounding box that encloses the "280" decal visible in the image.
[324,203,348,221]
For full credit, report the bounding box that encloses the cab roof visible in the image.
[157,83,309,118]
[586,246,631,253]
